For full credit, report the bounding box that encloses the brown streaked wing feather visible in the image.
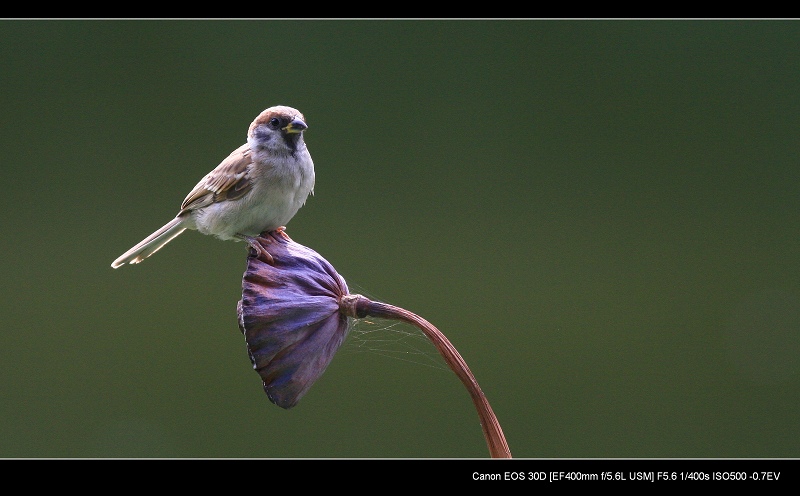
[180,144,254,212]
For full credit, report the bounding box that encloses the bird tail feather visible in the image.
[111,217,187,269]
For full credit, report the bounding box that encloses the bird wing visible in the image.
[180,143,254,213]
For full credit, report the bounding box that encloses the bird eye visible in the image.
[268,117,281,129]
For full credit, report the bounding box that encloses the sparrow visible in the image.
[111,105,315,269]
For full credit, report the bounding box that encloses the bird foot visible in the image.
[238,233,275,265]
[267,226,291,242]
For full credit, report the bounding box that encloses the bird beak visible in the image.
[283,119,308,134]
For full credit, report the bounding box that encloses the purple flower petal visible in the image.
[237,231,351,409]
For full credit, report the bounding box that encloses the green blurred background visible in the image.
[1,19,798,458]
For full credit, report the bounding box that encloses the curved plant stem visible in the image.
[340,294,512,458]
